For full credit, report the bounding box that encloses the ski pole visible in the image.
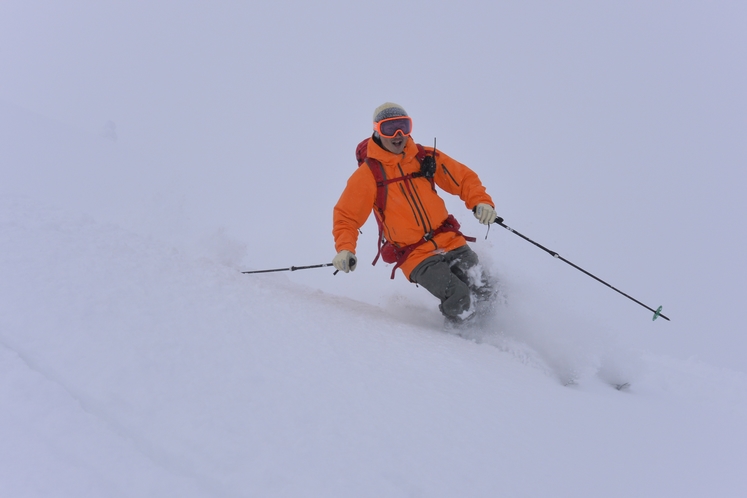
[492,216,670,321]
[243,253,357,276]
[242,263,335,274]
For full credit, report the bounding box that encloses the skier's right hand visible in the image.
[473,203,498,225]
[332,250,357,273]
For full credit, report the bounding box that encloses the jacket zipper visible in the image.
[397,163,432,233]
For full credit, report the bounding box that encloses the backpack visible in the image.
[355,138,475,279]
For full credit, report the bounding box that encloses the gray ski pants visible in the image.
[409,245,485,319]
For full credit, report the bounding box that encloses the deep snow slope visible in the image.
[2,2,746,494]
[2,197,746,498]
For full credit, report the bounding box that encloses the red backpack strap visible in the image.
[415,143,427,161]
[362,157,388,266]
[355,138,389,266]
[363,157,388,219]
[355,138,369,165]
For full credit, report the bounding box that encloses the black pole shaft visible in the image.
[495,219,670,321]
[242,263,334,274]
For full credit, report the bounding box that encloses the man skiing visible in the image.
[332,102,498,322]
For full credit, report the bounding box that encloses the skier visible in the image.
[332,103,499,323]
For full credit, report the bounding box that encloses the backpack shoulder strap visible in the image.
[415,143,427,161]
[355,139,388,267]
[355,138,388,214]
[364,157,388,216]
[355,138,369,165]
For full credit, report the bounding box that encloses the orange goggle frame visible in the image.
[374,116,413,138]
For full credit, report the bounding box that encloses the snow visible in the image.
[2,198,745,496]
[2,1,747,497]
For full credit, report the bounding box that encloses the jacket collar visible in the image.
[367,136,419,168]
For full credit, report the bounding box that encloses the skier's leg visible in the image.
[410,253,473,319]
[444,246,494,302]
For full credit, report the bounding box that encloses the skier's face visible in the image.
[381,132,408,155]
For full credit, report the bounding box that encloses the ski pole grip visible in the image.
[471,206,503,225]
[332,255,357,276]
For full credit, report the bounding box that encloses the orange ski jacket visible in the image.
[333,136,494,280]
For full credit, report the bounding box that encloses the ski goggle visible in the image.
[374,116,413,138]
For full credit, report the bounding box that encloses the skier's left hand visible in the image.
[473,204,497,225]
